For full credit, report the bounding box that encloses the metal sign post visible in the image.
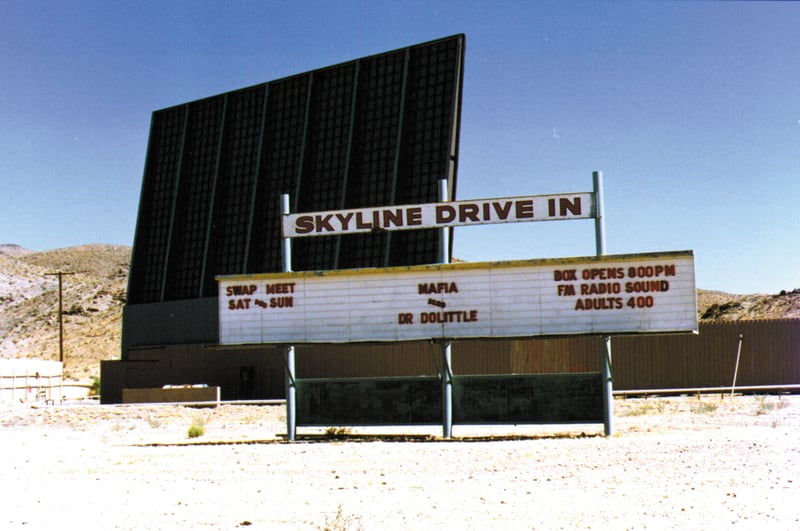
[594,171,614,437]
[281,193,297,442]
[439,179,453,439]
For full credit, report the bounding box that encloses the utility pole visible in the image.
[45,272,75,365]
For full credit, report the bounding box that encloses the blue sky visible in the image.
[2,1,798,294]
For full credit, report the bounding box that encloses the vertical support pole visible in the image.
[281,194,297,442]
[438,179,453,438]
[601,335,613,436]
[441,340,453,439]
[594,171,614,437]
[286,344,296,441]
[438,179,450,264]
[282,194,293,272]
[56,273,64,364]
[730,334,744,398]
[46,272,73,366]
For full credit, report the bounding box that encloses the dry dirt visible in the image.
[1,395,798,530]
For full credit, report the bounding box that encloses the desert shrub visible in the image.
[691,400,719,414]
[620,400,665,417]
[754,395,788,416]
[188,418,206,438]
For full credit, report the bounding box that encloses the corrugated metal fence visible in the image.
[298,319,800,391]
[612,319,800,390]
[104,319,799,402]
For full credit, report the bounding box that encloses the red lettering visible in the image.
[574,297,623,310]
[269,296,293,308]
[515,200,534,219]
[315,214,335,232]
[559,197,582,216]
[418,282,458,294]
[554,269,577,281]
[398,313,414,324]
[355,211,372,229]
[459,204,480,222]
[265,283,296,294]
[436,205,456,223]
[419,310,478,323]
[227,284,257,296]
[580,283,621,295]
[624,280,670,293]
[492,201,513,220]
[382,209,404,228]
[582,268,626,280]
[628,264,676,278]
[627,296,655,308]
[228,298,251,310]
[557,284,576,296]
[335,212,353,230]
[295,215,314,234]
[407,207,422,225]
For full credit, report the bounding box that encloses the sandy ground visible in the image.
[1,395,798,530]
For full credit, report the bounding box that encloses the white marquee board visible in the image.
[218,251,696,345]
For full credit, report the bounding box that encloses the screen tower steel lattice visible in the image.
[127,35,464,306]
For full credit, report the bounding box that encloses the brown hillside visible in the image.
[0,244,797,381]
[0,245,130,381]
[697,288,800,320]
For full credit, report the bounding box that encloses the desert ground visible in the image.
[1,394,798,530]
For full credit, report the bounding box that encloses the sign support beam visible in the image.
[440,340,453,438]
[438,179,453,439]
[281,193,297,442]
[594,171,614,437]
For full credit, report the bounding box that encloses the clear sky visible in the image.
[2,1,798,294]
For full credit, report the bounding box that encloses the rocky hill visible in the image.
[0,244,129,380]
[697,288,800,320]
[0,244,798,381]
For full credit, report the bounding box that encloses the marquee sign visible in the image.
[218,250,696,345]
[281,193,595,238]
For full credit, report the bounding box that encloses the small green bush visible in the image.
[188,418,206,439]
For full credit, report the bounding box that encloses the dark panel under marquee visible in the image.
[127,35,464,305]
